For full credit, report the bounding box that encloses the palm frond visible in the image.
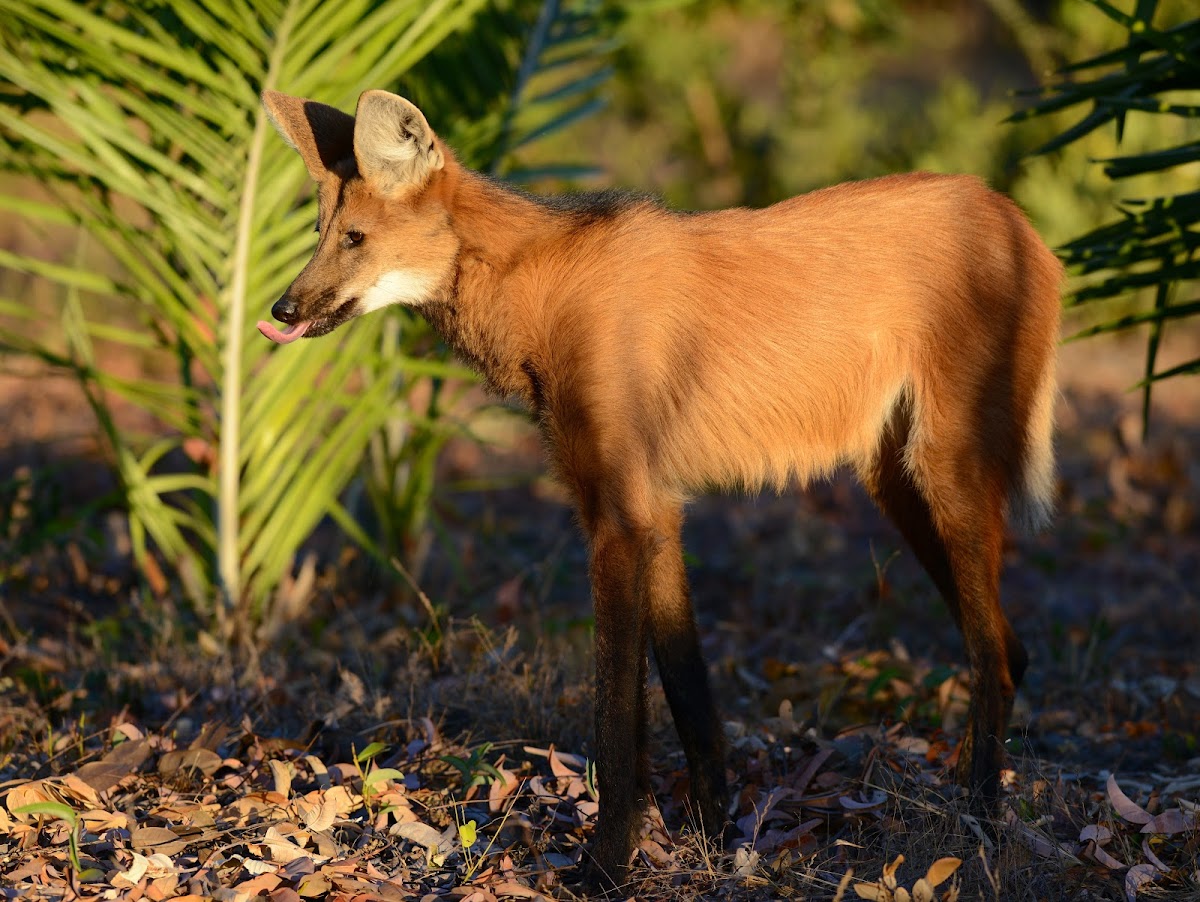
[1013,0,1200,434]
[0,0,621,625]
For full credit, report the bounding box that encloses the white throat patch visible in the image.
[359,269,436,312]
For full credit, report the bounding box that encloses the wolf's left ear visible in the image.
[262,91,356,180]
[354,90,444,193]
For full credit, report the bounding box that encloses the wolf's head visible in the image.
[258,90,457,343]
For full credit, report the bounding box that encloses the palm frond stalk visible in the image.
[0,0,619,629]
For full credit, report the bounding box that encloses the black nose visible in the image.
[272,297,298,323]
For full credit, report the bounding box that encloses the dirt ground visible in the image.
[1,326,1198,900]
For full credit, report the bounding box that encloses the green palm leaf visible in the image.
[0,0,619,625]
[1014,0,1200,434]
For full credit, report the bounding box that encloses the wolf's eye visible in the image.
[344,230,364,247]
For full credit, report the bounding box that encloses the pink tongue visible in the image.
[257,320,311,344]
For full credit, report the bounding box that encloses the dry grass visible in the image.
[2,335,1199,899]
[1,594,1196,900]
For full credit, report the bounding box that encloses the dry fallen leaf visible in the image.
[145,852,177,878]
[303,755,331,791]
[74,739,152,794]
[1125,863,1161,901]
[1085,842,1126,869]
[132,825,188,857]
[488,766,520,813]
[1108,775,1152,825]
[260,826,310,863]
[5,782,57,818]
[270,759,294,798]
[841,790,887,811]
[911,878,934,902]
[1140,808,1194,835]
[854,883,885,900]
[319,784,360,817]
[296,871,332,897]
[1140,837,1170,873]
[237,871,283,896]
[923,857,961,887]
[489,879,546,900]
[58,773,101,807]
[795,748,835,796]
[548,748,581,780]
[237,855,277,876]
[159,748,222,778]
[114,851,150,887]
[295,795,337,833]
[734,845,760,877]
[392,821,450,865]
[882,854,904,890]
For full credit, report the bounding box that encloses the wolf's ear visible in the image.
[262,91,355,180]
[353,90,444,193]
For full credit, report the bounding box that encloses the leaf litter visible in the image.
[3,689,1198,901]
[2,348,1200,898]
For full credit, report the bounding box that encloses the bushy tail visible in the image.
[1010,357,1057,533]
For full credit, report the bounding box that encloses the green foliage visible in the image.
[351,741,405,816]
[441,740,505,795]
[0,0,617,631]
[13,802,92,877]
[1014,0,1200,431]
[536,0,1051,211]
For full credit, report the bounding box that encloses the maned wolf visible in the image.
[260,89,1061,889]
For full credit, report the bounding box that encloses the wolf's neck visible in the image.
[421,163,576,400]
[449,166,567,272]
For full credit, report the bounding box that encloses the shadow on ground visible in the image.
[1,335,1198,899]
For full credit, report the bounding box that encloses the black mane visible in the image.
[532,186,661,219]
[489,177,663,222]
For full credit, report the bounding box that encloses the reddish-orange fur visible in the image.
[263,90,1062,890]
